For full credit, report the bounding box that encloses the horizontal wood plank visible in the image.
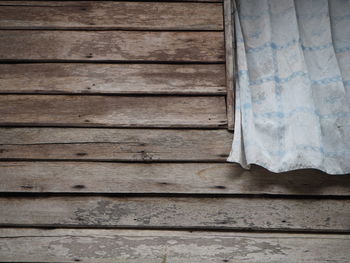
[1,162,349,196]
[0,96,227,127]
[0,31,224,62]
[0,63,226,94]
[1,228,348,263]
[0,1,223,30]
[0,196,349,231]
[0,0,223,1]
[0,128,231,161]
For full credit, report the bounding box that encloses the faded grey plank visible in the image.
[0,31,224,62]
[1,228,348,263]
[0,196,349,231]
[1,162,350,196]
[0,128,231,161]
[0,1,223,30]
[0,96,227,127]
[0,63,226,95]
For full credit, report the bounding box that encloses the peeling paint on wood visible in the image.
[0,196,349,231]
[0,228,349,262]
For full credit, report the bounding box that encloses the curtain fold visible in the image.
[228,0,350,174]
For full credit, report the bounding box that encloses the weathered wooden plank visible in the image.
[0,1,223,30]
[0,96,227,127]
[1,229,348,263]
[224,0,235,130]
[0,128,231,161]
[0,196,349,231]
[10,0,223,1]
[0,63,226,94]
[0,31,224,62]
[1,162,349,196]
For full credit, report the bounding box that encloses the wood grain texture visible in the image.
[0,1,223,30]
[224,0,235,130]
[0,31,224,62]
[1,228,348,263]
[0,63,226,95]
[0,196,349,231]
[0,128,231,161]
[0,96,227,127]
[1,162,349,195]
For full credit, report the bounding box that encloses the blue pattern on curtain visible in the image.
[228,0,350,174]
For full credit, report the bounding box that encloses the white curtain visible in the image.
[228,0,350,174]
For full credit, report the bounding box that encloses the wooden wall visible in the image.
[0,1,349,262]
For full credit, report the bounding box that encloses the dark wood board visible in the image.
[0,1,223,30]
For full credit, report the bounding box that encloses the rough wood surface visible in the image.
[224,0,235,130]
[1,228,348,263]
[0,31,224,62]
[0,128,231,161]
[0,63,226,94]
[0,96,227,127]
[0,196,349,231]
[0,1,223,30]
[1,162,349,195]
